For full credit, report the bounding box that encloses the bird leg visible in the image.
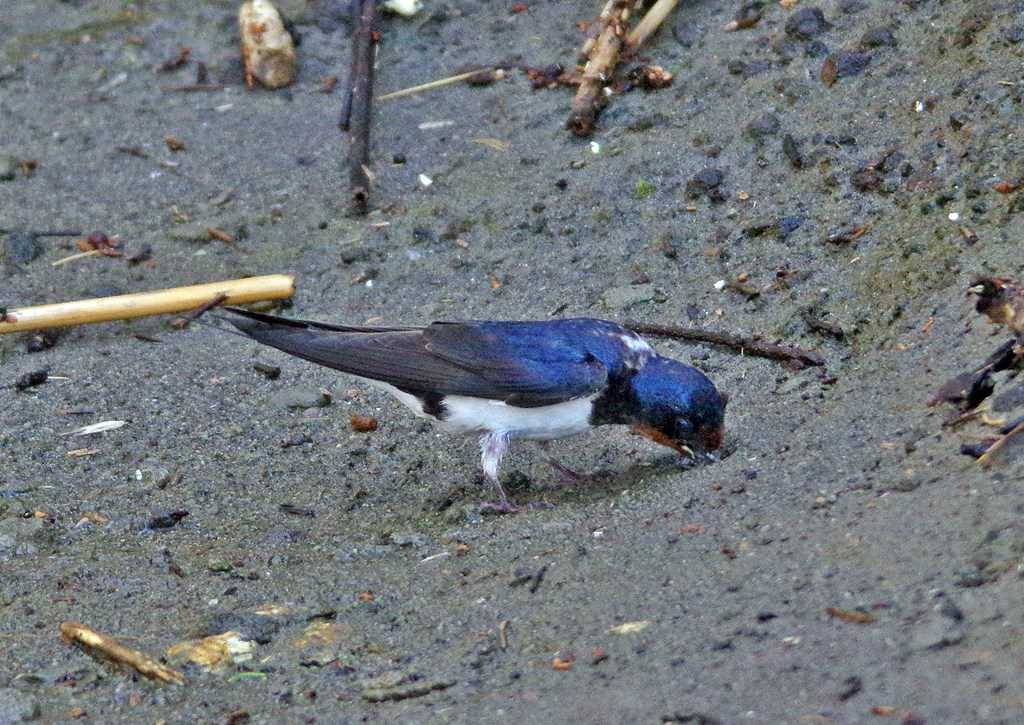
[477,432,518,513]
[475,433,557,512]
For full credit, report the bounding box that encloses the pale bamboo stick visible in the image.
[0,274,294,334]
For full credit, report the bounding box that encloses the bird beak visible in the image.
[632,424,695,457]
[967,284,985,295]
[700,425,724,451]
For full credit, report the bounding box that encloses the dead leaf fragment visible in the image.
[552,654,575,670]
[350,414,379,432]
[826,607,875,624]
[207,227,236,243]
[820,56,838,86]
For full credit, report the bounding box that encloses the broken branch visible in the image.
[568,0,637,137]
[624,320,825,367]
[0,274,294,334]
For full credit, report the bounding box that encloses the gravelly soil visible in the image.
[2,0,1024,723]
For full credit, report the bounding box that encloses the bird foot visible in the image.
[479,498,556,515]
[545,458,590,487]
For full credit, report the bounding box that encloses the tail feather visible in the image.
[219,307,419,335]
[220,305,419,333]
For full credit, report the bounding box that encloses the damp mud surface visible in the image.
[2,1,1024,723]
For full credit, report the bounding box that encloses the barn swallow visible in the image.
[221,308,727,512]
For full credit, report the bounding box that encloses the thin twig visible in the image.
[345,0,378,214]
[159,84,226,92]
[377,68,498,101]
[978,421,1024,467]
[186,292,229,321]
[51,249,102,267]
[60,621,184,685]
[624,320,825,367]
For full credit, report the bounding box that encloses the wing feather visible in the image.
[223,310,608,407]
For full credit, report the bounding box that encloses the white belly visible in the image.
[353,376,595,440]
[437,394,596,440]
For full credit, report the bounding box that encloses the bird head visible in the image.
[628,356,727,457]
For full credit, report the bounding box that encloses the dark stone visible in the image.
[744,219,774,237]
[411,227,435,243]
[24,331,59,354]
[730,59,771,78]
[860,27,897,48]
[777,215,804,240]
[1001,24,1024,45]
[147,510,189,530]
[745,113,781,143]
[3,231,41,269]
[685,168,726,202]
[785,7,831,40]
[782,134,803,168]
[203,611,283,644]
[804,40,830,58]
[837,676,863,701]
[940,600,965,622]
[14,370,48,391]
[830,50,872,79]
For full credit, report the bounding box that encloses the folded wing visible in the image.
[222,309,608,407]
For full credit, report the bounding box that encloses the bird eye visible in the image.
[675,418,694,438]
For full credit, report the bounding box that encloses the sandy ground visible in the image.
[2,0,1024,723]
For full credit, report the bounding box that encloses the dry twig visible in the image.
[624,320,825,367]
[60,621,184,685]
[343,0,378,213]
[378,68,503,101]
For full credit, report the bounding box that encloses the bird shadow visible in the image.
[424,440,737,513]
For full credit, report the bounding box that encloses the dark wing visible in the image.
[221,310,607,407]
[421,321,608,406]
